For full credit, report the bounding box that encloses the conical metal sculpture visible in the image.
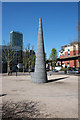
[31,18,47,83]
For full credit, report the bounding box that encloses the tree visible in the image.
[49,48,57,70]
[23,43,36,72]
[2,43,17,73]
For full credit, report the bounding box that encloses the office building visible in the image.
[10,31,23,51]
[10,31,23,67]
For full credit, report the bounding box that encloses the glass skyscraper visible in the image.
[10,31,23,51]
[10,31,23,66]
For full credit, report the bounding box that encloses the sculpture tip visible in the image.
[39,17,42,21]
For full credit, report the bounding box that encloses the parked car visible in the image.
[53,69,59,72]
[68,67,80,74]
[55,67,61,71]
[75,68,80,74]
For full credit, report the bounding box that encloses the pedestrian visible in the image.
[15,64,17,76]
[64,66,67,74]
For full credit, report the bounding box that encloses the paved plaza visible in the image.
[1,73,78,118]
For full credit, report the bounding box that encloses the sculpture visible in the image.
[31,18,47,83]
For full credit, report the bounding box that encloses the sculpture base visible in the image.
[31,72,47,83]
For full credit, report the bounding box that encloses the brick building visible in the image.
[59,42,80,68]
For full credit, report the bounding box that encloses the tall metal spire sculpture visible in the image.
[31,18,47,83]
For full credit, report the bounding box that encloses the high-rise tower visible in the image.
[10,31,23,51]
[10,31,23,64]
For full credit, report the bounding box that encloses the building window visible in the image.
[67,44,70,47]
[68,53,70,56]
[67,62,70,67]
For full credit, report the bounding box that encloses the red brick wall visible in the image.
[76,50,80,55]
[59,50,79,58]
[64,60,79,68]
[59,49,79,68]
[70,60,74,67]
[70,50,79,56]
[65,52,68,57]
[76,60,79,67]
[64,61,74,67]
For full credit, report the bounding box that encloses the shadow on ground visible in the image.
[0,94,7,97]
[47,77,69,83]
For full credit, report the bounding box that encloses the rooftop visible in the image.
[10,31,23,35]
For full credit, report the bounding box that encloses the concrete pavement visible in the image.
[1,73,78,118]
